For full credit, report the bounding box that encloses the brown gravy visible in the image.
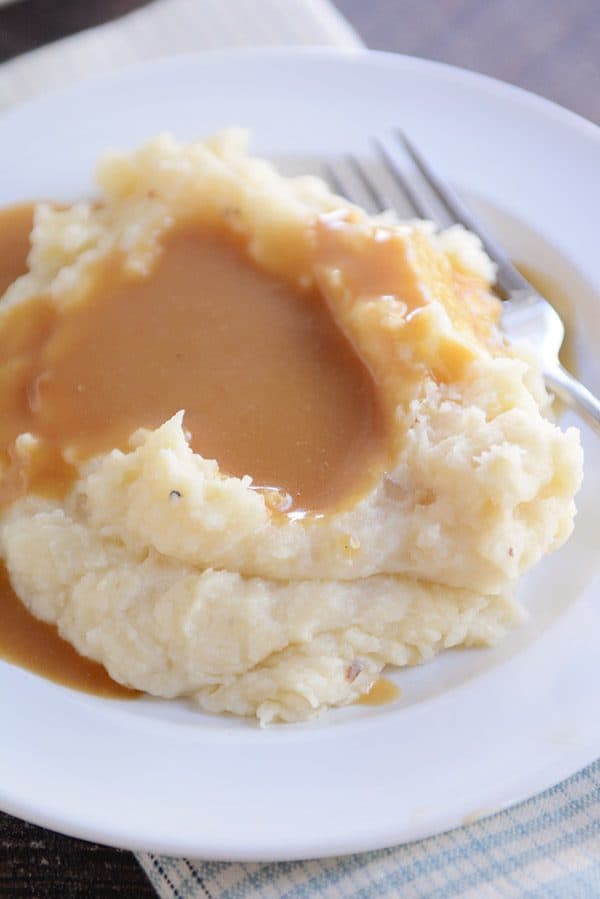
[357,676,401,706]
[0,203,34,295]
[1,213,388,512]
[0,562,137,698]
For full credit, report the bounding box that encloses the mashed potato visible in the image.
[0,131,583,723]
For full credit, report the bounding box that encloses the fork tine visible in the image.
[323,163,350,201]
[346,155,388,214]
[395,130,530,295]
[398,130,486,228]
[374,138,431,220]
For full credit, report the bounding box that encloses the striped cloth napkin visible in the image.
[3,1,599,895]
[142,762,600,897]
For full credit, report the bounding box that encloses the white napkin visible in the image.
[0,0,361,110]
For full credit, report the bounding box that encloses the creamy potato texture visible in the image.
[0,131,583,723]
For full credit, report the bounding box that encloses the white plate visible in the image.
[1,48,599,861]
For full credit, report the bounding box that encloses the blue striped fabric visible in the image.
[139,759,600,898]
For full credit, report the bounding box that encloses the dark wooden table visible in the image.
[1,1,598,896]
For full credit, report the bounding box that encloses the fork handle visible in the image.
[544,364,600,435]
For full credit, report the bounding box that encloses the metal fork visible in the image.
[325,133,600,434]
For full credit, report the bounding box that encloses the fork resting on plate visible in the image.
[326,133,600,434]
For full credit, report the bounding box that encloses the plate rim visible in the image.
[3,44,600,141]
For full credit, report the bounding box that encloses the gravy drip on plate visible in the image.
[0,562,138,698]
[0,212,388,513]
[356,677,401,706]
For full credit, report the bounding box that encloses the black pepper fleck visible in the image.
[169,490,182,501]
